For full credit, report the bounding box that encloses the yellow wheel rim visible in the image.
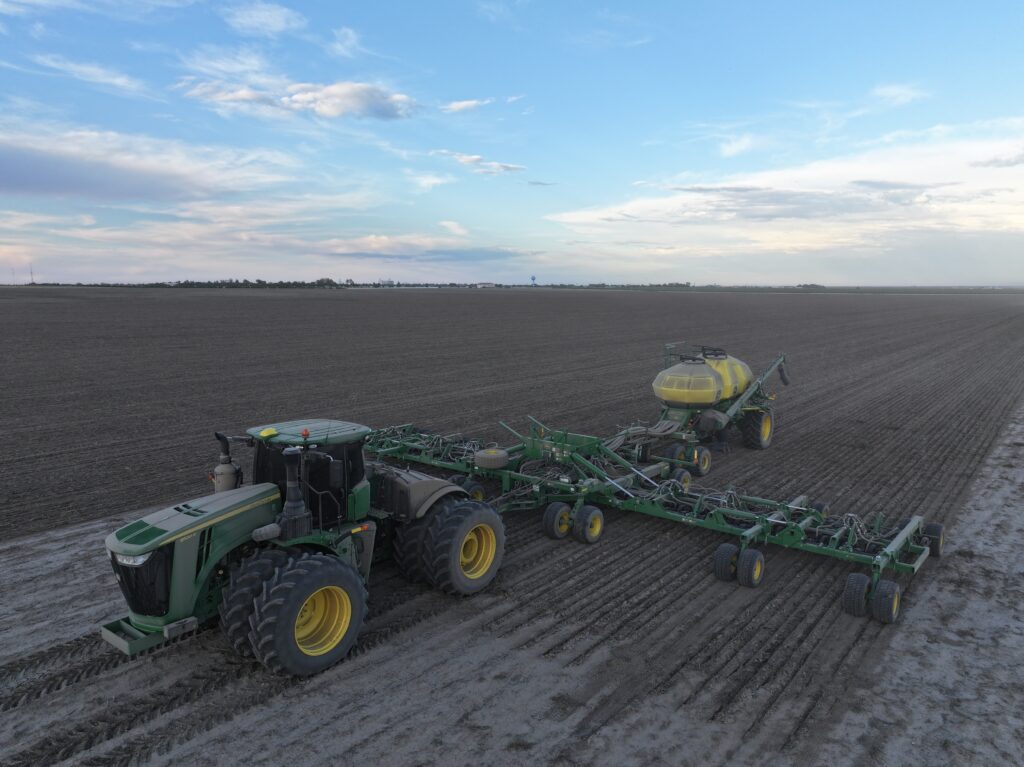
[588,514,603,539]
[761,414,772,441]
[557,510,571,535]
[753,558,763,581]
[700,451,710,472]
[460,524,497,579]
[892,590,900,618]
[470,488,484,501]
[294,585,351,656]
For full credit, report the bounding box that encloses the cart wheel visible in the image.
[741,408,774,449]
[712,542,739,581]
[542,502,572,540]
[691,446,712,476]
[462,481,486,502]
[736,548,765,588]
[870,579,901,623]
[665,443,687,461]
[841,572,871,617]
[922,522,944,558]
[670,468,692,492]
[572,505,604,544]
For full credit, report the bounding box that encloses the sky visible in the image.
[1,1,1023,285]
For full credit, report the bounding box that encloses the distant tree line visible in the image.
[12,279,1021,295]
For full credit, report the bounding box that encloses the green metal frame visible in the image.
[365,416,933,593]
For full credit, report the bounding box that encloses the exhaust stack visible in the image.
[212,432,240,493]
[278,447,312,538]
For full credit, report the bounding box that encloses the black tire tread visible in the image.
[741,408,773,449]
[542,502,571,540]
[713,542,739,581]
[423,501,505,594]
[218,547,293,657]
[842,572,871,617]
[248,552,368,675]
[736,548,765,588]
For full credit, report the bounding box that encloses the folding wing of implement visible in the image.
[365,417,944,624]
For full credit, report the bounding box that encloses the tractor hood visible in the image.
[105,483,281,556]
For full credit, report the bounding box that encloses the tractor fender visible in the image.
[372,463,468,522]
[413,484,468,520]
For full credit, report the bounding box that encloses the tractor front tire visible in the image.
[219,547,293,658]
[424,501,505,595]
[248,552,367,676]
[741,408,774,450]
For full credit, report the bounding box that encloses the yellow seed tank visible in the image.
[652,351,754,407]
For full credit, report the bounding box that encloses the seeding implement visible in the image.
[100,345,943,677]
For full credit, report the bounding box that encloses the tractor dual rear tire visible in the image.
[424,501,505,595]
[741,408,774,450]
[248,552,367,676]
[219,547,293,658]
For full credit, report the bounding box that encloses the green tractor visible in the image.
[102,419,505,676]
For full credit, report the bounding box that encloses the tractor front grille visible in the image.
[110,545,173,616]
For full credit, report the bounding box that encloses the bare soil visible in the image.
[1,286,1022,766]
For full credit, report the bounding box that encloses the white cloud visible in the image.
[330,26,365,58]
[282,82,411,119]
[438,220,468,236]
[180,47,413,120]
[406,170,454,191]
[433,149,525,174]
[441,98,494,113]
[548,122,1024,270]
[506,94,525,103]
[719,134,754,157]
[221,2,305,37]
[33,54,148,95]
[181,45,282,87]
[0,115,296,199]
[871,83,929,107]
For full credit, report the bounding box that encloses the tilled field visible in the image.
[1,286,1023,766]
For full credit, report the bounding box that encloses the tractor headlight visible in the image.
[114,551,153,567]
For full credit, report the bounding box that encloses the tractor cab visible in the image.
[243,419,373,529]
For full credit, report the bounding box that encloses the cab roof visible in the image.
[246,419,371,446]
